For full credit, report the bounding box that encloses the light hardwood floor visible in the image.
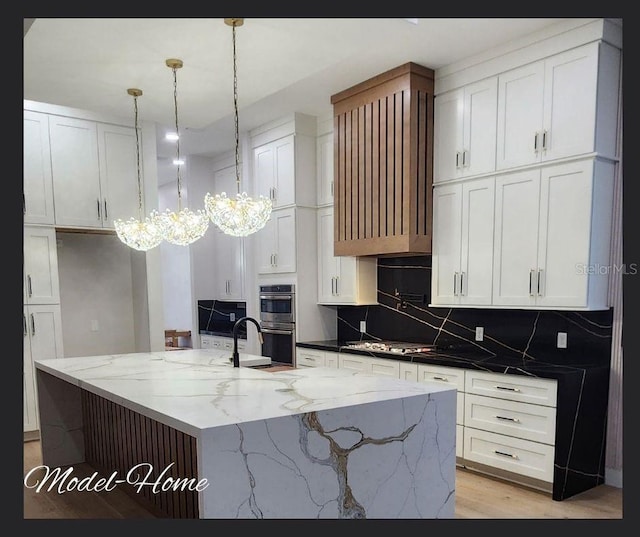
[23,439,622,519]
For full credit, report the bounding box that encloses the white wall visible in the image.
[56,232,136,357]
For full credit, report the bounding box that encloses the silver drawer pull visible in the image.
[496,415,521,423]
[432,376,448,382]
[495,385,521,392]
[494,450,519,460]
[306,357,316,361]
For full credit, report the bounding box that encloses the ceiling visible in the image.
[24,17,573,161]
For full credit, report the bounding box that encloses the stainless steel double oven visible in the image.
[259,284,296,366]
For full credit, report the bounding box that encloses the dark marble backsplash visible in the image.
[337,256,613,367]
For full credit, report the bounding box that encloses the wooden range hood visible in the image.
[331,62,434,257]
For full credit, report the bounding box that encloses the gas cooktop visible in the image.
[344,341,439,355]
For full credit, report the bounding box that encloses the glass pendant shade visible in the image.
[204,191,272,237]
[114,88,163,251]
[152,207,209,246]
[205,18,272,237]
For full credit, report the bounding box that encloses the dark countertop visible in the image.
[296,340,609,380]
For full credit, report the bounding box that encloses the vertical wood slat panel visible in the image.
[418,89,427,235]
[364,102,373,239]
[372,99,380,238]
[80,390,199,518]
[351,108,359,239]
[379,97,387,238]
[334,115,343,244]
[358,104,366,239]
[345,111,352,241]
[395,90,405,235]
[386,95,395,236]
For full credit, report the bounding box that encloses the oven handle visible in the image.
[261,328,294,335]
[259,295,293,300]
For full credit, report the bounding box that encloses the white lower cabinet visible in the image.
[200,335,246,352]
[296,348,339,369]
[344,354,559,487]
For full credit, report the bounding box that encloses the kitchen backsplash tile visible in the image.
[337,256,613,367]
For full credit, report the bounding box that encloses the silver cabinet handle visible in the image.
[459,272,465,296]
[496,415,521,423]
[494,450,519,460]
[432,375,448,382]
[330,181,334,197]
[495,385,521,392]
[529,269,536,296]
[27,275,33,297]
[273,253,277,266]
[455,151,461,169]
[537,269,543,296]
[31,313,36,335]
[104,199,108,220]
[306,356,316,361]
[331,276,335,296]
[23,193,26,215]
[24,313,27,337]
[335,276,339,296]
[462,150,468,167]
[542,130,547,151]
[97,198,101,220]
[453,272,459,296]
[534,132,539,153]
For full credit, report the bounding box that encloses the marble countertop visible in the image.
[34,349,454,438]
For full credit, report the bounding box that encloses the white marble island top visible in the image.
[34,349,454,439]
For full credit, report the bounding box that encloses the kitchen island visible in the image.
[33,349,456,519]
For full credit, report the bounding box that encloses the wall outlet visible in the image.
[90,320,99,332]
[360,320,367,333]
[557,332,568,348]
[475,326,484,341]
[230,313,235,322]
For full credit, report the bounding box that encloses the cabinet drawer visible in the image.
[465,370,557,407]
[339,354,369,372]
[201,336,214,349]
[463,427,554,483]
[465,394,556,445]
[369,357,400,377]
[297,349,325,368]
[416,363,465,392]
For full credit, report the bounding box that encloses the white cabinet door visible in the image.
[338,353,370,373]
[257,207,296,274]
[535,160,593,308]
[23,304,64,432]
[434,88,464,183]
[496,61,545,170]
[434,78,497,183]
[212,165,246,299]
[97,123,139,229]
[541,44,599,162]
[296,348,326,368]
[492,170,540,306]
[253,135,296,209]
[49,116,103,228]
[431,183,462,304]
[24,226,60,305]
[459,177,495,305]
[317,207,340,303]
[23,110,55,225]
[462,77,498,178]
[316,132,334,206]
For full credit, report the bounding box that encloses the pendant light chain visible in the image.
[232,22,241,194]
[133,93,143,218]
[172,64,183,210]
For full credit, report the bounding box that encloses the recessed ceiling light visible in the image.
[165,132,179,141]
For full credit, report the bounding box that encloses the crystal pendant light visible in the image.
[153,58,209,246]
[114,88,163,251]
[204,18,272,237]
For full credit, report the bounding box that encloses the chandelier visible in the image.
[204,18,272,237]
[114,88,164,251]
[153,58,209,245]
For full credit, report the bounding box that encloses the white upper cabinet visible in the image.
[212,165,246,300]
[316,132,334,206]
[23,111,55,225]
[50,116,138,229]
[434,77,498,182]
[253,134,296,209]
[431,177,495,306]
[317,207,377,305]
[493,159,614,310]
[23,226,60,305]
[257,207,297,274]
[496,42,620,170]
